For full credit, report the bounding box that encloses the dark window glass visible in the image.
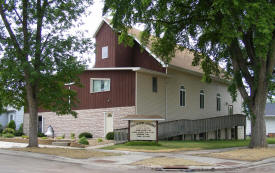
[180,86,185,106]
[200,90,204,109]
[152,77,157,92]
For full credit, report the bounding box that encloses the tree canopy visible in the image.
[104,0,275,148]
[0,0,93,146]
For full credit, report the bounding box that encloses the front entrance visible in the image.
[105,113,113,135]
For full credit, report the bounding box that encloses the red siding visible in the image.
[132,42,166,73]
[115,40,133,67]
[72,70,135,110]
[94,21,166,73]
[95,23,116,67]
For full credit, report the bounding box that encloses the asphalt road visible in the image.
[0,153,154,173]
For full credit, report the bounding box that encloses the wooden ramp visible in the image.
[114,114,246,143]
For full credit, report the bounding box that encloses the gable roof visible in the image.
[265,103,275,116]
[93,18,216,75]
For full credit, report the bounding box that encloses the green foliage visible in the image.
[104,0,275,147]
[70,133,75,139]
[14,123,24,136]
[22,135,29,139]
[41,137,48,140]
[2,133,14,138]
[7,120,16,130]
[56,136,64,140]
[97,138,103,143]
[103,0,275,101]
[3,128,15,134]
[78,136,89,145]
[38,132,46,137]
[105,132,114,140]
[78,132,93,139]
[62,134,65,139]
[0,0,94,147]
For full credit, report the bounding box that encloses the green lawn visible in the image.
[103,138,275,151]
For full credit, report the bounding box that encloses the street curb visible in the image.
[152,160,275,172]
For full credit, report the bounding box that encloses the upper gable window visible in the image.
[102,46,108,59]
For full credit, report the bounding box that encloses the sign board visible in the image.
[130,120,157,141]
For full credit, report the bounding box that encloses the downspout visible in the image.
[165,67,168,120]
[135,71,137,115]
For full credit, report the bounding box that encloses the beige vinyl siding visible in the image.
[136,72,166,116]
[135,68,243,121]
[166,68,243,121]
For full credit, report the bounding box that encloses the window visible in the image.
[90,78,110,93]
[228,105,233,115]
[38,116,43,133]
[200,90,204,109]
[102,46,108,59]
[152,77,157,92]
[216,93,221,111]
[8,114,14,122]
[180,85,186,107]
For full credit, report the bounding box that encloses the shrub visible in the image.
[78,132,93,139]
[7,120,16,130]
[62,134,65,139]
[56,136,64,140]
[38,132,46,137]
[70,133,75,139]
[105,132,114,140]
[14,123,24,136]
[78,136,89,145]
[97,138,103,143]
[3,133,14,138]
[41,137,48,140]
[22,135,29,139]
[3,128,15,134]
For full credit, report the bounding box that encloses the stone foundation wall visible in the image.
[23,106,135,138]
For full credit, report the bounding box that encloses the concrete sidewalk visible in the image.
[0,141,275,172]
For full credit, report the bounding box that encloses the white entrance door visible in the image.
[105,113,113,135]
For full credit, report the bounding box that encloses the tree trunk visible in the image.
[26,83,38,147]
[249,85,268,148]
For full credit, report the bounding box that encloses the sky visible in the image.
[80,0,105,68]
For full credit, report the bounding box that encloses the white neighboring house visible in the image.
[0,106,24,130]
[246,103,275,136]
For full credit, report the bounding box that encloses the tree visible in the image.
[103,0,275,148]
[0,0,93,147]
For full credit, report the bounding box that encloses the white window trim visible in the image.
[102,46,108,59]
[200,89,205,109]
[90,78,111,93]
[38,115,44,133]
[179,85,186,107]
